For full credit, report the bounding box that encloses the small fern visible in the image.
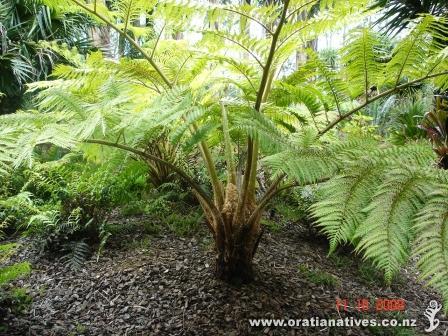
[61,240,90,270]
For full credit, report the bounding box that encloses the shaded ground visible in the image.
[1,218,445,336]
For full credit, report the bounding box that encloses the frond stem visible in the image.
[223,7,273,35]
[238,0,290,223]
[84,138,218,234]
[210,31,265,69]
[318,70,448,136]
[285,0,318,21]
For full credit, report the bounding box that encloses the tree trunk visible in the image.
[215,243,255,283]
[214,222,262,284]
[208,183,263,284]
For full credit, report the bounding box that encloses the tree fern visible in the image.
[3,0,448,288]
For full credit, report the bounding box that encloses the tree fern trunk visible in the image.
[212,183,262,284]
[215,243,255,283]
[215,221,262,284]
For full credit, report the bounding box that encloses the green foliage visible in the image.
[0,244,32,322]
[263,134,380,185]
[266,186,317,230]
[366,90,431,144]
[0,243,17,262]
[300,136,448,309]
[341,28,385,98]
[388,99,428,144]
[125,235,152,250]
[275,202,306,223]
[165,211,203,236]
[0,154,151,266]
[355,168,428,282]
[0,0,94,113]
[358,261,384,285]
[341,114,379,137]
[414,186,448,309]
[0,262,31,285]
[0,0,414,176]
[298,264,340,288]
[261,218,282,232]
[385,16,448,88]
[139,182,203,236]
[1,0,448,303]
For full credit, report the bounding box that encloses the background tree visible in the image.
[371,0,448,35]
[0,0,94,114]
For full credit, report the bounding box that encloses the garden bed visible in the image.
[1,219,443,336]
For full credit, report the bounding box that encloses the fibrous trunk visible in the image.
[204,183,263,284]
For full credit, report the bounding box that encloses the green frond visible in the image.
[305,51,351,115]
[385,15,448,86]
[183,122,220,152]
[341,28,384,98]
[0,128,17,176]
[232,106,288,153]
[270,82,323,115]
[264,135,382,186]
[310,140,435,257]
[355,167,431,283]
[112,0,156,34]
[311,161,383,254]
[414,186,448,308]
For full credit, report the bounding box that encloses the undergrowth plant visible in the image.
[0,154,152,268]
[0,243,31,323]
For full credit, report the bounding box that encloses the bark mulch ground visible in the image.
[1,220,445,336]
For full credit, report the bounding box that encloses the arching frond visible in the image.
[385,15,448,87]
[341,28,384,98]
[355,167,430,282]
[311,161,383,254]
[305,51,351,115]
[414,186,448,307]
